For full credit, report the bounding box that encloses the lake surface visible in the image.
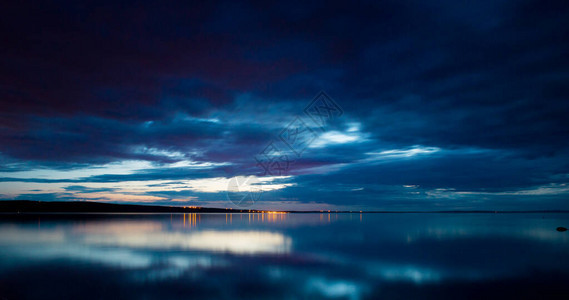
[0,213,568,299]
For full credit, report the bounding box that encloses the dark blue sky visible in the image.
[1,0,568,210]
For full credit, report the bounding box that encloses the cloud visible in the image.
[1,0,569,209]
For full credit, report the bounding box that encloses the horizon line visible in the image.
[1,200,569,214]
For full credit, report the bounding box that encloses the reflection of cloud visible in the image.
[44,246,152,268]
[406,226,569,243]
[0,227,151,268]
[369,264,442,283]
[135,256,220,281]
[72,221,163,234]
[0,226,65,244]
[305,277,365,300]
[187,231,291,254]
[0,224,291,275]
[84,230,292,254]
[1,222,292,256]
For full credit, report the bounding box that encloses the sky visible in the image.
[1,0,568,211]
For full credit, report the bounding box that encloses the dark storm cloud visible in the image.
[1,0,568,208]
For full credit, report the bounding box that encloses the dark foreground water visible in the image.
[0,213,568,299]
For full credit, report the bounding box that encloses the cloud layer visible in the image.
[1,0,569,210]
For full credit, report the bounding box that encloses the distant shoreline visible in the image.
[1,200,568,214]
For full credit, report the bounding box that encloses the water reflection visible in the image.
[84,230,291,254]
[0,213,568,299]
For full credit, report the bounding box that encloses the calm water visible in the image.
[0,213,568,299]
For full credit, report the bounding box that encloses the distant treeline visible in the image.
[0,200,239,213]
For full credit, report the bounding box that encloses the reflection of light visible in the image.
[182,213,200,228]
[84,230,292,254]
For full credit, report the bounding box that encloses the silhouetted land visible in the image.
[0,200,243,213]
[1,200,569,214]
